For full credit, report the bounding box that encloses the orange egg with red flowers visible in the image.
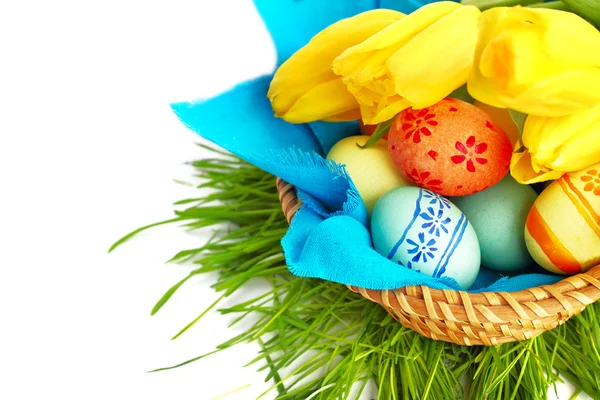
[388,98,513,197]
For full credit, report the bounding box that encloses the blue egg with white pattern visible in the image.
[371,186,481,289]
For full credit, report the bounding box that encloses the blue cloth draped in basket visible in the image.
[172,0,563,292]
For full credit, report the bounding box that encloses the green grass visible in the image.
[111,144,600,400]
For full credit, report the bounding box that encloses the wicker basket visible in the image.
[276,178,600,346]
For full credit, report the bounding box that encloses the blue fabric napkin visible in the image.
[172,0,563,292]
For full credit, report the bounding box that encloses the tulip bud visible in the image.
[468,6,600,117]
[268,9,404,123]
[333,2,481,124]
[511,104,600,184]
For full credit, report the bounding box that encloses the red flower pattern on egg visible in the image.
[399,108,438,144]
[450,136,488,173]
[408,169,443,192]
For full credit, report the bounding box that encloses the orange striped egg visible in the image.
[525,164,600,274]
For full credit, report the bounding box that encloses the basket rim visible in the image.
[276,177,600,345]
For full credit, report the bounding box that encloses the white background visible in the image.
[0,1,587,399]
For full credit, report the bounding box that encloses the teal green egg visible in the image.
[451,176,538,272]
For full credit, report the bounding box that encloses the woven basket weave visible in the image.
[276,177,600,346]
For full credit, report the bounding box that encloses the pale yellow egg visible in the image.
[327,136,412,214]
[524,163,600,274]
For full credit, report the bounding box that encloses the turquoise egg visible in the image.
[371,186,480,289]
[451,176,537,272]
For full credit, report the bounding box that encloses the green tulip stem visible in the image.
[561,0,600,26]
[528,1,571,10]
[461,0,542,11]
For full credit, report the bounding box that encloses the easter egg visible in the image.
[371,186,480,289]
[473,101,520,146]
[451,176,537,272]
[327,136,412,214]
[359,120,388,140]
[525,164,600,274]
[388,98,513,197]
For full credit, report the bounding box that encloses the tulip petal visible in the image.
[538,105,600,172]
[523,104,600,171]
[387,5,481,108]
[511,69,600,117]
[514,104,600,184]
[282,78,360,123]
[269,9,404,120]
[510,148,565,184]
[468,6,600,116]
[332,2,467,124]
[324,108,363,122]
[474,20,554,110]
[541,8,600,66]
[333,2,461,78]
[467,7,514,109]
[358,96,412,125]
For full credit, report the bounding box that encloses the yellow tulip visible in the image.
[268,9,404,123]
[511,104,600,184]
[332,2,481,124]
[468,6,600,117]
